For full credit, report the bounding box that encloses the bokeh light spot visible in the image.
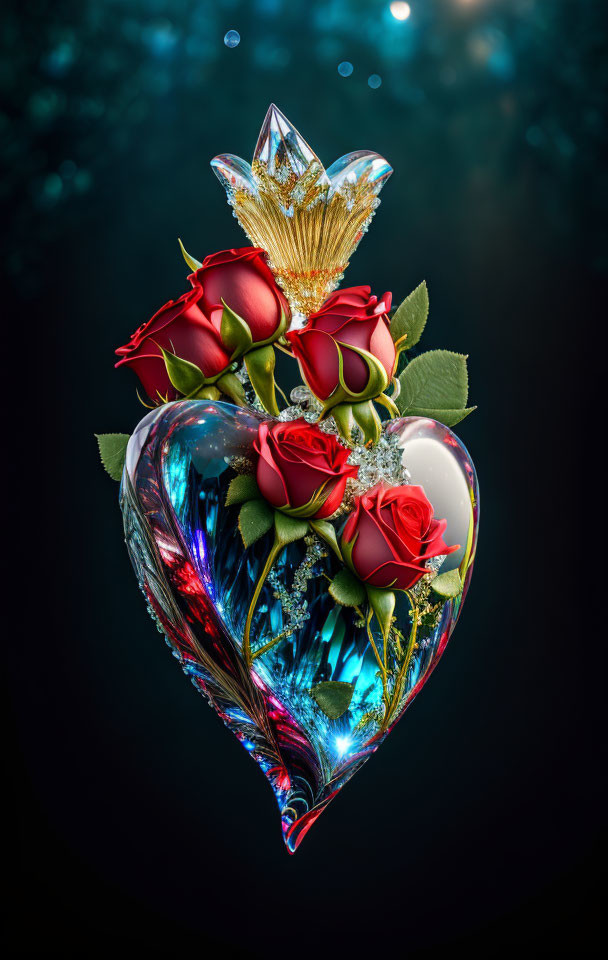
[224,30,240,49]
[390,2,411,20]
[368,74,382,89]
[338,61,353,77]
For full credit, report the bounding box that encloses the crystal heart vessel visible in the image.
[120,400,479,851]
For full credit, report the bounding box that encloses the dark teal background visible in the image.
[5,1,606,955]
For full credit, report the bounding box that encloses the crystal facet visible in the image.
[120,401,478,852]
[211,104,393,316]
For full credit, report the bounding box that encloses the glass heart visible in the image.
[120,400,479,852]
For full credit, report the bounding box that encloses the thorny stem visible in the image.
[243,538,283,670]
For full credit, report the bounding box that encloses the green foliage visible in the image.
[220,301,253,358]
[274,510,309,546]
[309,519,342,561]
[352,399,382,445]
[178,238,202,272]
[310,680,355,720]
[390,281,429,350]
[431,568,463,598]
[331,403,355,444]
[96,433,130,481]
[238,499,274,547]
[225,473,261,507]
[365,584,396,641]
[329,568,367,607]
[160,347,205,396]
[397,349,476,426]
[244,344,280,416]
[216,371,246,406]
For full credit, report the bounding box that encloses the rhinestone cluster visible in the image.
[267,534,328,636]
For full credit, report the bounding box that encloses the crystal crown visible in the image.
[211,104,392,317]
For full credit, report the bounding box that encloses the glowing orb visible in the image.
[390,2,411,20]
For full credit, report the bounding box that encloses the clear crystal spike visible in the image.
[211,104,392,316]
[254,104,329,186]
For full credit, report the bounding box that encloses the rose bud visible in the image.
[189,247,290,346]
[342,482,459,591]
[286,285,396,406]
[115,286,231,403]
[253,420,358,519]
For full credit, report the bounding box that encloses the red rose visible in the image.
[253,420,358,519]
[115,286,231,403]
[286,285,395,405]
[189,247,290,344]
[342,483,459,591]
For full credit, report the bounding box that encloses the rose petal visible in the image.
[364,559,427,591]
[288,329,341,401]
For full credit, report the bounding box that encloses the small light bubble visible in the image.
[338,61,353,77]
[368,74,382,89]
[224,30,240,48]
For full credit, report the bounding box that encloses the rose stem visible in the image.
[243,538,283,670]
[366,608,389,718]
[381,591,419,733]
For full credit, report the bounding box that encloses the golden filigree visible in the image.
[211,104,392,317]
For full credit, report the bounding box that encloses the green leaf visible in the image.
[220,301,253,359]
[365,584,396,642]
[226,473,261,507]
[331,403,354,444]
[238,499,274,548]
[390,281,429,350]
[192,385,220,401]
[397,350,472,424]
[431,568,462,598]
[310,681,355,720]
[96,433,130,481]
[352,399,382,445]
[178,238,202,272]
[216,371,247,406]
[274,510,309,546]
[160,347,205,396]
[401,406,477,427]
[329,568,367,607]
[309,519,343,561]
[245,344,279,416]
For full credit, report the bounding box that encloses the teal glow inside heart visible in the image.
[120,400,478,851]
